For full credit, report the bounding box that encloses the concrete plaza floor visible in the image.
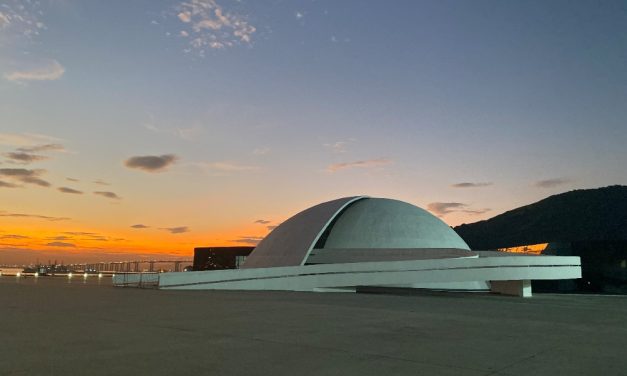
[1,277,626,376]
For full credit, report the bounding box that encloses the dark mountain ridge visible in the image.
[454,185,627,250]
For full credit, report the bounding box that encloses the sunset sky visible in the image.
[1,0,626,264]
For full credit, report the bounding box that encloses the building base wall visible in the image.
[490,279,532,297]
[144,255,581,298]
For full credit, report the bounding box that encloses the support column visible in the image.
[490,280,532,297]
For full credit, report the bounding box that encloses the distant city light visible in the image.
[16,272,21,277]
[68,272,73,278]
[98,273,103,278]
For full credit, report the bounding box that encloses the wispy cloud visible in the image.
[124,154,178,173]
[327,158,392,173]
[58,231,114,242]
[94,191,122,200]
[0,211,70,221]
[142,120,203,141]
[46,241,75,248]
[323,139,355,154]
[232,236,263,245]
[2,141,65,166]
[266,225,277,231]
[58,187,82,194]
[174,0,256,54]
[0,1,46,42]
[17,143,65,153]
[254,219,270,224]
[66,177,79,182]
[48,236,72,241]
[535,178,572,188]
[427,202,466,217]
[0,168,50,187]
[93,179,109,186]
[0,234,30,240]
[451,182,493,188]
[4,59,65,82]
[0,133,63,148]
[196,161,259,173]
[253,147,270,156]
[330,35,351,44]
[427,202,491,217]
[62,231,98,237]
[130,224,150,229]
[0,180,18,188]
[3,152,49,164]
[160,226,189,234]
[0,11,9,29]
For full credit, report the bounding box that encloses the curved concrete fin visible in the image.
[241,196,367,269]
[300,196,367,265]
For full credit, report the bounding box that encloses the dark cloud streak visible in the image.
[124,154,178,172]
[451,182,493,188]
[0,234,30,240]
[94,191,121,200]
[46,241,76,248]
[58,187,83,194]
[160,226,189,234]
[3,152,48,164]
[535,178,571,188]
[0,180,18,188]
[0,168,51,187]
[0,211,69,221]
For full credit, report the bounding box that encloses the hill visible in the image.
[454,185,627,249]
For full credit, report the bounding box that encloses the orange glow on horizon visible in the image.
[0,220,269,264]
[497,243,549,255]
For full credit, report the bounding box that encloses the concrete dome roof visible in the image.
[318,198,470,250]
[242,196,470,269]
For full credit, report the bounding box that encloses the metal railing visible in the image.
[112,272,160,288]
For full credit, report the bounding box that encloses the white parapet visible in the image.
[156,255,581,297]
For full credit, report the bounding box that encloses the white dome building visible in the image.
[152,196,582,297]
[243,196,472,269]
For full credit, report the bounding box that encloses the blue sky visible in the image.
[1,0,626,263]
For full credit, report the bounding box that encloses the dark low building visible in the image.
[530,241,627,294]
[193,247,255,271]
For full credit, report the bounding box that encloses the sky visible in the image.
[1,0,626,265]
